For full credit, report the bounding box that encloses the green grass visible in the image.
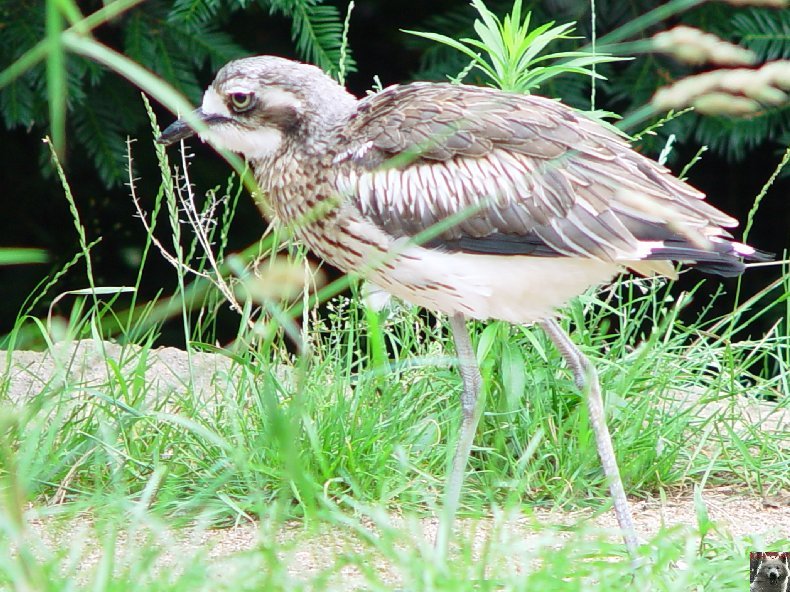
[2,2,789,589]
[1,283,789,590]
[0,159,788,588]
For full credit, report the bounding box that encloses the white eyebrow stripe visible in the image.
[224,82,258,94]
[258,88,303,110]
[202,85,303,119]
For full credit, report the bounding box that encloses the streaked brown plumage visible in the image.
[158,55,767,558]
[337,83,738,265]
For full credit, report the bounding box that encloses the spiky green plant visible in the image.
[406,0,622,93]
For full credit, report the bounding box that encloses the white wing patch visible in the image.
[731,241,756,257]
[333,141,374,164]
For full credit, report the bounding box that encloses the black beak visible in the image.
[157,108,228,146]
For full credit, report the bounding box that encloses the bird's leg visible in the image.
[539,318,639,557]
[435,312,484,560]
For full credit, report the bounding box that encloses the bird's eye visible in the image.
[229,92,255,113]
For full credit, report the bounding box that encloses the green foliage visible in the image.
[0,0,354,187]
[0,2,788,587]
[732,7,790,61]
[406,0,622,93]
[409,0,790,161]
[684,4,790,160]
[692,104,790,162]
[0,248,48,265]
[267,0,357,79]
[608,2,790,160]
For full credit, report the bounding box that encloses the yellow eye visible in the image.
[229,92,254,112]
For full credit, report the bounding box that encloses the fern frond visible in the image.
[70,86,130,186]
[693,108,790,161]
[125,15,201,101]
[267,0,356,76]
[153,37,203,101]
[124,7,245,102]
[732,8,790,60]
[0,77,36,127]
[166,21,247,71]
[168,0,225,29]
[0,0,45,54]
[190,29,249,70]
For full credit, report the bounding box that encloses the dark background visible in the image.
[0,0,787,348]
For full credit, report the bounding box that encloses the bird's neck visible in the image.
[250,130,341,227]
[251,90,358,226]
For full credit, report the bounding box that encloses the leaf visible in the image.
[70,83,130,186]
[269,0,356,77]
[0,248,48,265]
[405,0,623,93]
[63,287,136,295]
[732,8,790,61]
[476,322,501,363]
[45,0,67,157]
[0,76,36,127]
[692,108,789,161]
[124,3,244,99]
[693,484,714,538]
[168,0,224,29]
[409,31,484,64]
[192,29,247,70]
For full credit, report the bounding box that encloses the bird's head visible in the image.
[158,56,357,160]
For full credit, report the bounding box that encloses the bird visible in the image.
[158,55,768,558]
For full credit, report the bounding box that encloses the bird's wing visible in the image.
[334,83,741,273]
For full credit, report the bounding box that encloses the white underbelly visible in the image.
[368,246,621,324]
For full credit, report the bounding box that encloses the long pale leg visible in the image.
[435,313,484,560]
[539,318,639,556]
